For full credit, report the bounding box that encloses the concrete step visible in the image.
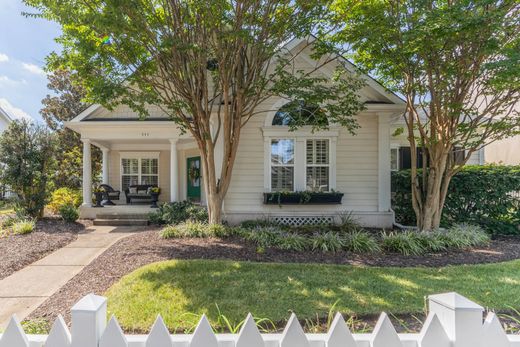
[93,219,149,226]
[95,213,150,220]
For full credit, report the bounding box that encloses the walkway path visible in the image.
[0,225,140,328]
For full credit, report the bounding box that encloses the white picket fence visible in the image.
[1,292,520,347]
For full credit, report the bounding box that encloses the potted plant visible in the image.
[92,186,104,208]
[150,187,161,208]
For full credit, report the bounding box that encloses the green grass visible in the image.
[105,259,520,332]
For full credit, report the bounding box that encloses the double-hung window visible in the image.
[121,154,159,190]
[270,139,295,191]
[306,139,330,191]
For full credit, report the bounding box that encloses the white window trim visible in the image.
[269,138,296,192]
[120,152,160,190]
[305,139,332,192]
[263,127,337,192]
[390,145,400,172]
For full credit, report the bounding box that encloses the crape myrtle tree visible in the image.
[41,69,102,189]
[25,0,365,224]
[330,0,520,230]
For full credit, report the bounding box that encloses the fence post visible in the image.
[428,292,484,347]
[70,294,107,347]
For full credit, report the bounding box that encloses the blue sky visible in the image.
[0,0,61,122]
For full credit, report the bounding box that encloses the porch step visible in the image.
[93,212,150,226]
[95,213,150,220]
[93,218,149,226]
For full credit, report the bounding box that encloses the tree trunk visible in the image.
[411,148,451,231]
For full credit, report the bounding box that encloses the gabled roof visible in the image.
[69,36,405,123]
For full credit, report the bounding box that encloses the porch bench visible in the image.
[125,185,159,204]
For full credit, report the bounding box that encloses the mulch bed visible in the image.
[28,229,520,330]
[0,218,89,280]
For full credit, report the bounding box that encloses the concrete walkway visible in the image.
[0,225,140,328]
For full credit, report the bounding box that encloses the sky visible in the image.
[0,0,61,122]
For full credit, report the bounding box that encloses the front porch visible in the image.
[76,133,207,219]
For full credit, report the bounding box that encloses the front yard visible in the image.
[104,258,520,332]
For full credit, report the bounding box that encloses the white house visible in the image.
[66,38,410,228]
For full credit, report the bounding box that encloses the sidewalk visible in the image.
[0,225,140,328]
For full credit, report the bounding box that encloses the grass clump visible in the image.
[278,233,310,251]
[381,231,425,256]
[312,232,344,253]
[160,221,237,239]
[11,219,36,235]
[343,230,380,253]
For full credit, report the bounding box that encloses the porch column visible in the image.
[378,113,391,211]
[101,148,109,184]
[82,139,92,206]
[170,139,178,202]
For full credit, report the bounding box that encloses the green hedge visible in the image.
[392,165,520,234]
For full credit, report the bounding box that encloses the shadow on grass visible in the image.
[106,259,520,332]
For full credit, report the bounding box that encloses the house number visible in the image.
[141,132,150,137]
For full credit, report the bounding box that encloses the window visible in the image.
[306,139,329,191]
[121,156,159,190]
[272,101,328,127]
[390,147,399,171]
[270,139,294,191]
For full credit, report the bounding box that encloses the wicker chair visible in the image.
[99,184,121,205]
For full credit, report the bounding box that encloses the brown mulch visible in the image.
[28,229,520,327]
[0,218,89,280]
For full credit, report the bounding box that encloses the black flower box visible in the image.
[263,192,344,205]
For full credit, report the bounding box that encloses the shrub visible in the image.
[312,232,344,253]
[381,231,425,256]
[149,201,208,225]
[11,219,36,235]
[48,187,82,214]
[59,204,79,222]
[343,230,380,253]
[392,165,520,234]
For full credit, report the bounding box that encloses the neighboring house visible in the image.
[0,106,12,134]
[65,38,407,228]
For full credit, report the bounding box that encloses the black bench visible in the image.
[124,185,158,204]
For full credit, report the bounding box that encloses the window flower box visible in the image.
[263,191,344,205]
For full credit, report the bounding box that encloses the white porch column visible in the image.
[101,148,109,184]
[82,139,92,206]
[378,114,391,212]
[170,139,178,202]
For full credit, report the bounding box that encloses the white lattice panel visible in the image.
[271,216,334,226]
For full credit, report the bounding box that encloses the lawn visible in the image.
[105,259,520,332]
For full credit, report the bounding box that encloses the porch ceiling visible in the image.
[92,138,196,151]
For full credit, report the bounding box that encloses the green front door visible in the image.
[187,156,201,202]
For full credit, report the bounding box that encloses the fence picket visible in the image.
[146,315,172,347]
[190,314,218,347]
[280,314,310,347]
[236,314,264,347]
[370,313,402,347]
[418,313,449,347]
[326,313,357,347]
[0,316,29,347]
[45,315,71,347]
[482,313,510,347]
[99,316,128,347]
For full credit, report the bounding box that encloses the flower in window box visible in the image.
[151,187,161,194]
